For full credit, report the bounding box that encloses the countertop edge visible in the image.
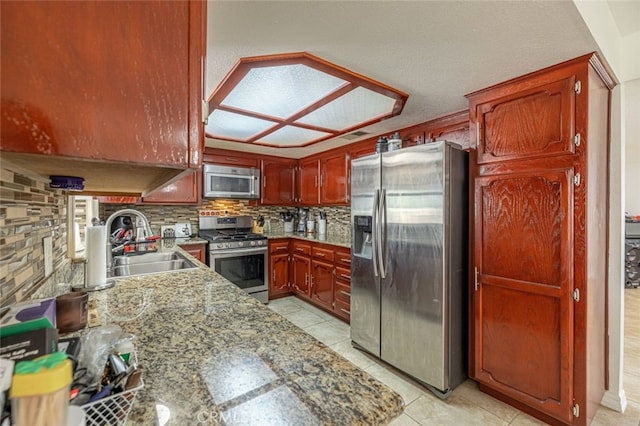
[263,232,350,249]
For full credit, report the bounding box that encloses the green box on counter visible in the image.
[0,298,57,338]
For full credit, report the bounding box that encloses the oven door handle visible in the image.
[210,247,267,257]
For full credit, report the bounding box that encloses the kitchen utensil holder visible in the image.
[81,380,143,426]
[81,351,143,426]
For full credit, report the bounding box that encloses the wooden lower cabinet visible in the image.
[268,239,351,323]
[310,259,334,310]
[178,242,206,264]
[291,253,311,298]
[467,53,613,425]
[268,239,292,299]
[334,272,351,322]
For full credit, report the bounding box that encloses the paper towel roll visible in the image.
[85,225,107,288]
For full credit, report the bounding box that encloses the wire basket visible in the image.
[81,378,144,426]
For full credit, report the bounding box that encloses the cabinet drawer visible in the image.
[334,248,351,267]
[334,280,351,304]
[292,241,311,256]
[335,266,351,283]
[312,246,334,262]
[269,240,289,253]
[335,298,351,321]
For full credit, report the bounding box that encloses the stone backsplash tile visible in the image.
[0,165,69,307]
[102,200,351,238]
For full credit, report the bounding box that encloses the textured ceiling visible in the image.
[607,0,640,37]
[205,1,600,158]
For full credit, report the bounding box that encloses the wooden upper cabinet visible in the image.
[349,140,376,160]
[96,196,140,204]
[474,78,575,164]
[0,1,204,169]
[261,159,296,205]
[320,152,350,205]
[427,111,470,149]
[298,158,320,205]
[204,148,259,168]
[142,171,200,204]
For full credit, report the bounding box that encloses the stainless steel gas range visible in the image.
[198,214,268,303]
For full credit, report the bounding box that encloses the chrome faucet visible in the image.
[104,209,153,268]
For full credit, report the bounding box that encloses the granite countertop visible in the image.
[85,247,402,425]
[162,236,208,246]
[264,232,351,249]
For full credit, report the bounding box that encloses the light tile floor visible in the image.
[268,293,640,425]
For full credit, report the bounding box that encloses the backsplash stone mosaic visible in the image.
[102,200,351,238]
[0,165,73,307]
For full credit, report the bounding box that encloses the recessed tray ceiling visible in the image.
[205,52,408,148]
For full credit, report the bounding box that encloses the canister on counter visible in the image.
[10,352,72,426]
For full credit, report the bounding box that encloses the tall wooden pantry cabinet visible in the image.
[467,53,615,425]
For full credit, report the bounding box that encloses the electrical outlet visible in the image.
[43,236,53,277]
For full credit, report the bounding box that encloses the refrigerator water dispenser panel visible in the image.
[354,216,373,259]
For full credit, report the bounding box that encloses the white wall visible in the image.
[625,78,640,215]
[573,0,640,413]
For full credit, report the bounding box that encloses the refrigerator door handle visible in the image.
[372,188,380,277]
[378,188,387,279]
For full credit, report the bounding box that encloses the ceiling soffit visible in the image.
[205,52,408,148]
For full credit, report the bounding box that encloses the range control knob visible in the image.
[223,243,231,249]
[250,241,256,246]
[256,240,264,246]
[237,242,244,247]
[216,243,224,249]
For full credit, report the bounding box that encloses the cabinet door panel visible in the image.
[311,259,333,310]
[1,1,202,167]
[261,159,296,205]
[473,168,574,422]
[298,159,319,205]
[476,78,575,164]
[269,253,291,297]
[292,254,310,297]
[142,172,199,204]
[179,243,206,264]
[321,153,349,205]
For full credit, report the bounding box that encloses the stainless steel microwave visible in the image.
[203,164,260,199]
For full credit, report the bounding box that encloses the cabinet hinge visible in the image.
[574,133,581,147]
[573,288,580,302]
[573,173,581,187]
[572,403,580,417]
[574,80,581,94]
[202,100,209,124]
[474,266,479,291]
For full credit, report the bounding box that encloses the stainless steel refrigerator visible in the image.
[350,141,468,397]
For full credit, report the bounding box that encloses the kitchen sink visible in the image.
[111,251,198,277]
